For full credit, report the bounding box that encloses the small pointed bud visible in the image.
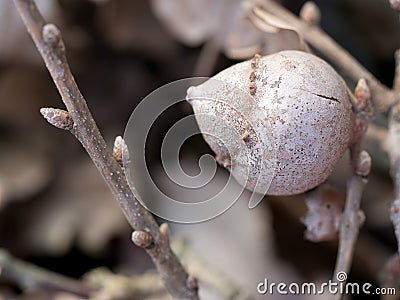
[132,231,154,248]
[40,108,73,130]
[251,54,261,69]
[223,161,231,168]
[354,78,373,117]
[159,223,170,243]
[355,150,371,177]
[300,2,321,25]
[215,154,231,168]
[42,24,65,51]
[113,136,125,166]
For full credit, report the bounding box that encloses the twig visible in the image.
[247,2,400,291]
[0,248,92,297]
[384,2,400,291]
[249,0,398,114]
[386,1,400,279]
[332,79,373,300]
[388,102,400,258]
[13,1,199,299]
[193,39,220,76]
[388,103,400,200]
[393,50,400,92]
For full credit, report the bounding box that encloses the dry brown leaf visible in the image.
[222,15,264,59]
[302,185,345,242]
[23,158,128,256]
[0,145,51,208]
[150,0,222,47]
[150,0,303,60]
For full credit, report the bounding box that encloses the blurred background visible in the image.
[0,0,400,299]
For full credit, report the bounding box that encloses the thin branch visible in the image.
[388,103,400,200]
[193,39,220,76]
[332,79,373,300]
[383,1,400,290]
[247,3,400,289]
[394,50,400,92]
[332,154,367,297]
[388,102,400,257]
[13,1,198,299]
[0,248,92,297]
[249,0,398,114]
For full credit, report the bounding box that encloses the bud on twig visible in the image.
[159,223,170,244]
[40,107,73,130]
[355,150,372,177]
[113,136,125,166]
[302,185,345,242]
[354,79,373,118]
[300,2,321,25]
[42,24,65,51]
[132,231,154,248]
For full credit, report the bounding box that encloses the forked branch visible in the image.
[248,0,400,295]
[332,79,373,300]
[384,0,400,281]
[13,0,198,299]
